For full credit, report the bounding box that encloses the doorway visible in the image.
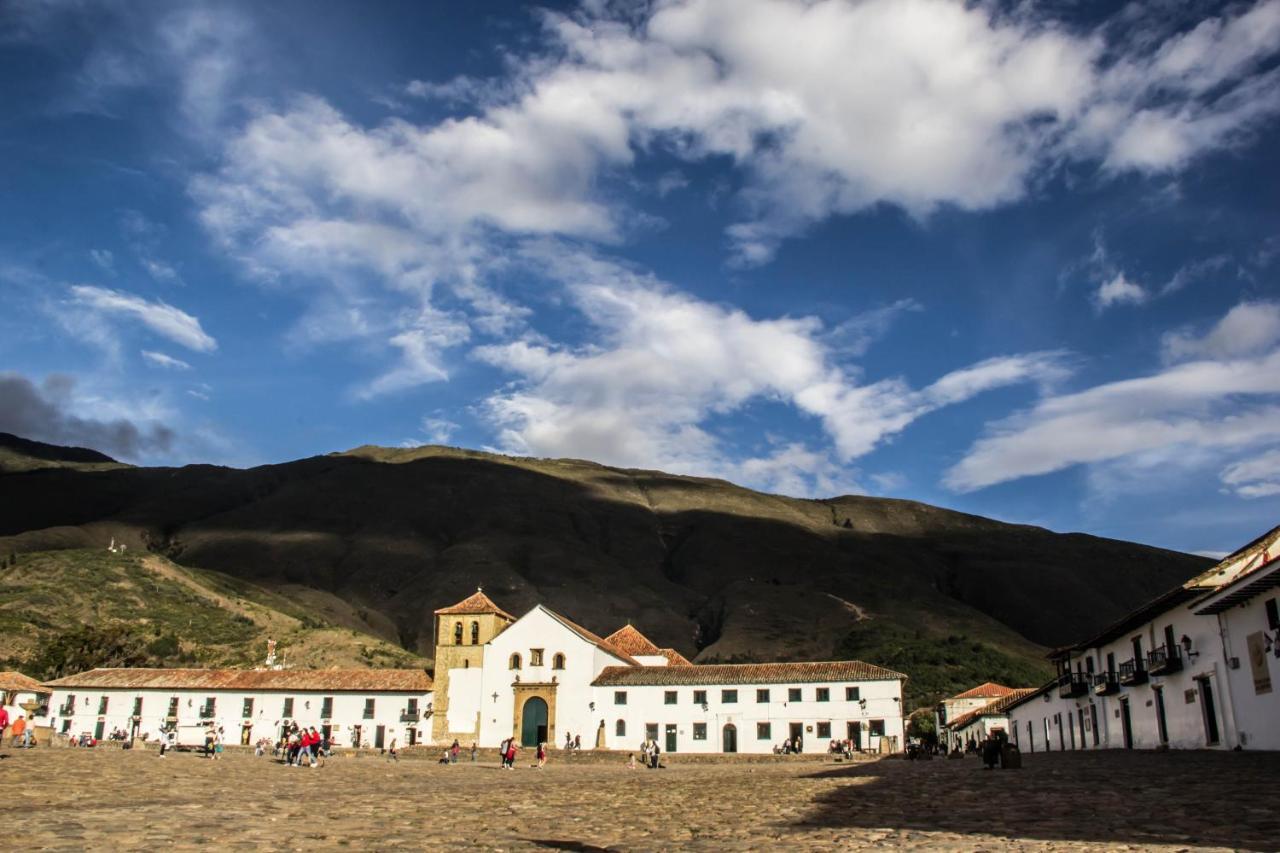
[847,721,861,751]
[1153,686,1169,745]
[352,725,362,748]
[665,724,677,753]
[722,723,737,753]
[1090,704,1100,746]
[407,727,417,746]
[1197,677,1220,745]
[241,724,252,745]
[789,722,804,751]
[375,725,386,750]
[521,696,548,747]
[1119,698,1133,749]
[94,720,105,741]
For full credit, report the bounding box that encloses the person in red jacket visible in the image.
[0,706,9,747]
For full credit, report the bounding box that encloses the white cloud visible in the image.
[475,247,1063,494]
[1094,272,1148,309]
[89,249,115,274]
[141,257,182,285]
[352,315,470,400]
[1162,300,1280,362]
[1220,448,1280,498]
[141,350,192,370]
[1161,254,1233,295]
[421,417,459,445]
[68,285,216,352]
[824,299,922,358]
[946,301,1280,491]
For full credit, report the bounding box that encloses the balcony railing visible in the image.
[1057,672,1090,698]
[57,704,74,716]
[1118,659,1147,686]
[1146,645,1183,676]
[363,710,375,720]
[400,711,420,723]
[198,706,216,719]
[1092,671,1120,696]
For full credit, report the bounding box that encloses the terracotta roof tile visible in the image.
[434,589,515,620]
[658,648,693,667]
[42,668,433,692]
[946,688,1038,730]
[603,625,663,657]
[950,682,1014,700]
[592,660,905,687]
[0,671,44,693]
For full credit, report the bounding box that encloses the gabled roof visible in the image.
[950,682,1014,700]
[1186,522,1280,591]
[658,648,693,667]
[538,607,640,667]
[434,589,515,621]
[603,625,663,657]
[945,688,1038,730]
[43,668,433,692]
[1193,551,1280,615]
[0,671,45,693]
[592,660,906,687]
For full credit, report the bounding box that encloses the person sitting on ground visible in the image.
[438,749,451,765]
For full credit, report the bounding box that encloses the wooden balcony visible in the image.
[1118,659,1147,686]
[1057,672,1090,698]
[1146,645,1183,676]
[1092,671,1120,696]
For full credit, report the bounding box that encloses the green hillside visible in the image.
[0,549,427,680]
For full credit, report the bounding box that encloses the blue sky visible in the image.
[2,0,1279,555]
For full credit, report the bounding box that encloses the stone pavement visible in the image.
[2,746,1277,850]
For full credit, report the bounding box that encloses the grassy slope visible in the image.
[0,549,427,675]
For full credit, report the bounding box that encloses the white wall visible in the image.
[446,668,483,736]
[595,678,904,755]
[476,607,613,748]
[1009,599,1234,752]
[46,686,432,748]
[1218,594,1280,750]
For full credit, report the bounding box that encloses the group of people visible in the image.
[824,739,859,758]
[561,732,583,751]
[0,708,33,748]
[638,738,663,768]
[280,724,326,767]
[773,736,804,754]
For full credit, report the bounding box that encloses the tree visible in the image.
[907,707,937,747]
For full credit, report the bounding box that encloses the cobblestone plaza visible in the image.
[4,748,1277,850]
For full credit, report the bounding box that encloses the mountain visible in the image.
[1,549,427,680]
[0,431,128,473]
[0,440,1211,705]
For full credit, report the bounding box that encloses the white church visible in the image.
[430,590,907,754]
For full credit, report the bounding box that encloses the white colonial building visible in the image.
[431,590,906,754]
[42,668,433,748]
[1005,523,1280,753]
[936,683,1035,750]
[1,671,48,727]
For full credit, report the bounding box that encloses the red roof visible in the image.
[658,648,693,667]
[603,625,663,657]
[0,671,45,693]
[434,589,515,620]
[950,682,1014,700]
[592,660,905,686]
[43,668,433,692]
[946,688,1038,730]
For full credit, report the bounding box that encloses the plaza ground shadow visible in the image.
[794,750,1280,849]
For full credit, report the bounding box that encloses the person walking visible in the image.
[536,741,547,769]
[11,714,27,749]
[0,706,9,748]
[309,727,322,767]
[470,742,478,763]
[650,741,660,769]
[505,739,518,769]
[450,739,460,764]
[387,737,398,762]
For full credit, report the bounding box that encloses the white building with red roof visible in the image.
[430,591,906,754]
